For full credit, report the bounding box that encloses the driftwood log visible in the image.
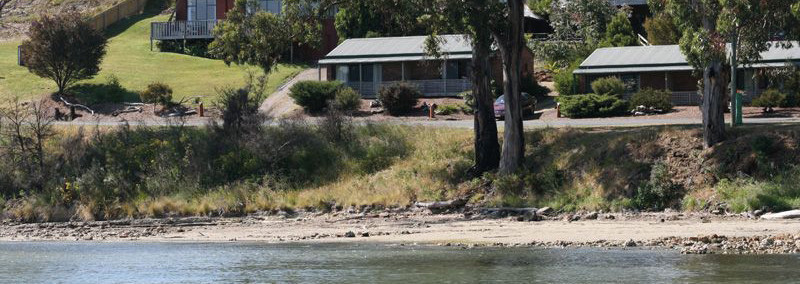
[414,199,467,210]
[761,210,800,220]
[59,96,95,115]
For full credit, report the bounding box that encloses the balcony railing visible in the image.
[345,79,472,97]
[150,20,218,41]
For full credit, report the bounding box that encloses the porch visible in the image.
[150,20,218,48]
[344,79,472,97]
[326,60,474,98]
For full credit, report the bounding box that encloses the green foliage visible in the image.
[717,167,800,212]
[590,76,625,96]
[333,0,427,42]
[140,82,174,106]
[527,0,552,16]
[631,162,682,211]
[332,87,362,112]
[521,76,550,97]
[21,11,108,93]
[630,88,674,112]
[553,60,581,96]
[643,13,679,45]
[157,39,213,58]
[378,82,420,116]
[751,89,787,113]
[601,11,636,47]
[209,0,291,73]
[289,81,343,114]
[557,94,629,118]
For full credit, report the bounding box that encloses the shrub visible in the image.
[140,82,174,106]
[630,88,673,112]
[289,81,342,113]
[332,87,361,112]
[557,94,629,118]
[553,59,582,96]
[752,89,787,113]
[554,69,577,96]
[631,162,682,211]
[591,76,625,97]
[21,12,108,94]
[378,82,420,116]
[435,104,463,115]
[521,76,551,97]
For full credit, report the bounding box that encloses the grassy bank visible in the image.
[0,11,302,103]
[2,121,800,222]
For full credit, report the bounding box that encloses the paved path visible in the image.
[54,114,800,128]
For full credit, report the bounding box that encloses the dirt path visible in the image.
[260,68,321,118]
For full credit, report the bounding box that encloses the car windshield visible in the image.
[496,93,529,104]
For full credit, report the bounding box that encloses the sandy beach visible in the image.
[3,209,800,254]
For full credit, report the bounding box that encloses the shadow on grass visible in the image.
[104,0,171,39]
[69,82,141,106]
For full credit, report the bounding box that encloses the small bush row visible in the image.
[558,94,629,118]
[289,81,363,114]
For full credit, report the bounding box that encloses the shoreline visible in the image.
[3,210,800,254]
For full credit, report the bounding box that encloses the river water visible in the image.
[1,242,800,283]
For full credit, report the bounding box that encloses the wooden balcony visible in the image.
[150,20,218,41]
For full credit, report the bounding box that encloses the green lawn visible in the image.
[0,14,303,104]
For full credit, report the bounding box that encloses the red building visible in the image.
[150,0,338,61]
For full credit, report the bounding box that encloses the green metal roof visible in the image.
[319,35,472,65]
[575,42,800,75]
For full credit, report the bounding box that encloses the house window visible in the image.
[445,61,460,80]
[620,74,639,93]
[361,64,374,82]
[336,65,349,82]
[258,0,282,14]
[188,0,196,21]
[188,0,216,21]
[348,65,360,82]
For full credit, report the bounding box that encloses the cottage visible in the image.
[150,0,338,60]
[573,43,800,105]
[318,35,536,97]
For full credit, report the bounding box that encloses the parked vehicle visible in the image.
[494,92,536,120]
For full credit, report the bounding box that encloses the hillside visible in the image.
[0,5,302,103]
[0,0,132,39]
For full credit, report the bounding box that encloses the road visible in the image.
[53,115,800,128]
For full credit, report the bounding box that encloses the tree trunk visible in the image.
[702,61,726,147]
[470,40,500,175]
[498,0,525,175]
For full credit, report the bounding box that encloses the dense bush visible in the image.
[557,94,629,118]
[0,103,411,221]
[631,163,683,211]
[157,39,213,58]
[752,89,787,113]
[332,87,362,112]
[554,68,577,96]
[630,88,673,112]
[591,76,625,97]
[521,76,551,97]
[289,81,343,113]
[378,82,420,116]
[140,82,174,106]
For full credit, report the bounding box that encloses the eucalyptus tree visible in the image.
[655,0,799,147]
[424,0,505,175]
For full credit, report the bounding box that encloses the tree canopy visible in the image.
[601,11,637,47]
[21,12,107,94]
